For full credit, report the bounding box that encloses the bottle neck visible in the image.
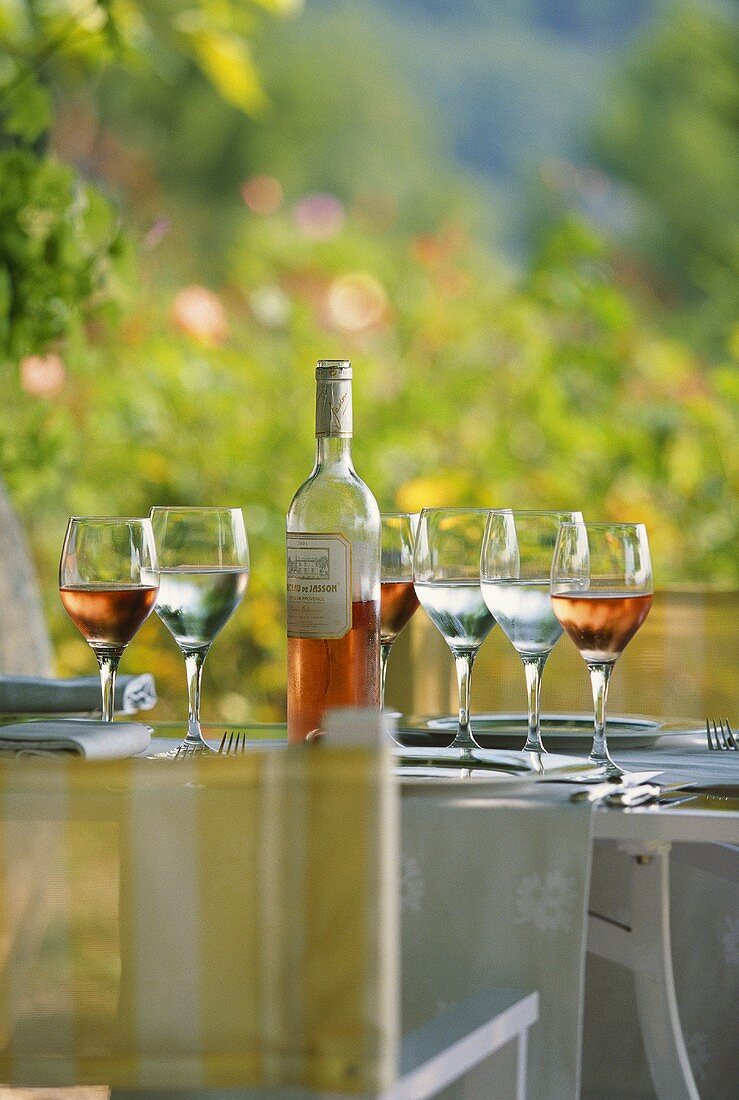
[315,435,354,470]
[314,373,353,470]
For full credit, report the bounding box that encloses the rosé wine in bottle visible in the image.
[286,361,380,742]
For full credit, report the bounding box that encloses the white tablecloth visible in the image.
[401,790,594,1100]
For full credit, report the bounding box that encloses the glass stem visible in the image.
[588,661,621,776]
[96,648,122,723]
[521,654,548,753]
[380,641,392,710]
[183,647,210,745]
[450,650,479,753]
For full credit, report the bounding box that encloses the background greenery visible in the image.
[0,0,736,721]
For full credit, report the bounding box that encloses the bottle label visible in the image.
[287,532,352,638]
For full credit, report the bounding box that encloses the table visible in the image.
[2,719,736,1099]
[148,721,738,1100]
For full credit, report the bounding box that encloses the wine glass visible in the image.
[150,507,249,755]
[481,509,582,753]
[551,522,653,777]
[413,508,496,756]
[380,513,419,713]
[59,518,159,721]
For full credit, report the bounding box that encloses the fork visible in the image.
[706,718,738,751]
[172,742,202,760]
[218,730,247,755]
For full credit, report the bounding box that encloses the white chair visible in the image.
[0,747,537,1099]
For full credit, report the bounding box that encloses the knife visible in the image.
[572,780,738,807]
[607,781,739,806]
[569,774,663,804]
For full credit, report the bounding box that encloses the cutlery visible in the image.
[574,780,739,807]
[218,730,247,755]
[706,718,738,751]
[570,778,664,805]
[171,742,204,759]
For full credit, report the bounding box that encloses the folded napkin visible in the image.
[0,720,152,759]
[0,674,157,715]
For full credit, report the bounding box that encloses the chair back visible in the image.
[0,482,54,675]
[0,747,398,1092]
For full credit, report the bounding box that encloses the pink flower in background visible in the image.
[20,353,66,396]
[294,193,345,240]
[143,217,171,250]
[171,286,228,344]
[241,175,283,215]
[327,273,387,333]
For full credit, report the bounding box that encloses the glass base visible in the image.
[588,752,624,779]
[448,741,478,761]
[449,725,483,756]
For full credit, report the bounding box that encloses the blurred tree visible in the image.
[0,0,299,362]
[87,1,478,281]
[0,0,298,668]
[592,0,739,350]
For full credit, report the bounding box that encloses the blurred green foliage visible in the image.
[0,149,130,357]
[0,0,296,356]
[1,210,736,720]
[0,1,736,721]
[592,0,739,351]
[90,1,474,280]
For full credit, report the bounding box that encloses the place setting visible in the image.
[389,509,650,785]
[0,516,159,759]
[0,492,730,821]
[5,492,721,816]
[0,507,250,761]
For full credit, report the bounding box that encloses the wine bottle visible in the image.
[287,360,381,742]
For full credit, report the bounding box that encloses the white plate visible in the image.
[400,713,671,750]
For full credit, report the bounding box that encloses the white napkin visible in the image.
[0,720,152,759]
[0,673,157,715]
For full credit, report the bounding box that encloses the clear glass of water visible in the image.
[150,507,250,755]
[480,509,582,753]
[413,508,496,756]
